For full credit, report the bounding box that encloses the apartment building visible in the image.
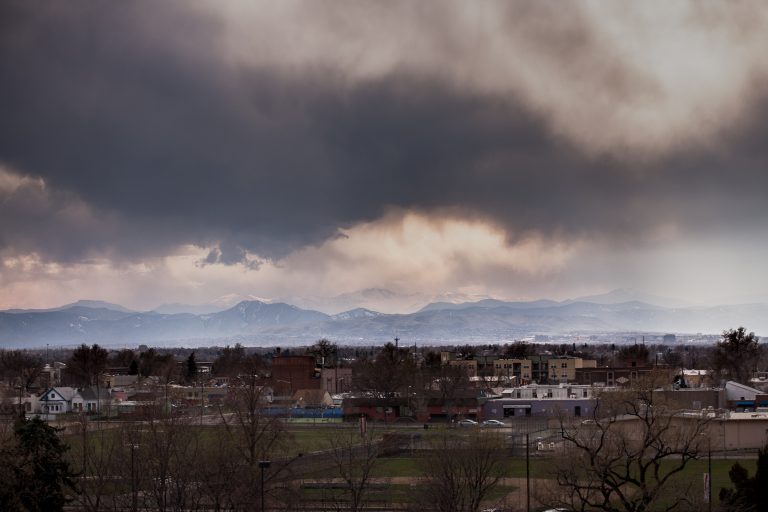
[548,357,598,383]
[493,358,532,382]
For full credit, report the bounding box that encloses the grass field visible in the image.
[298,483,516,505]
[60,419,760,507]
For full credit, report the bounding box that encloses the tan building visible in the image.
[493,359,532,382]
[616,411,768,452]
[548,357,597,383]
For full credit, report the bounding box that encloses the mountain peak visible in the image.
[59,300,134,313]
[569,289,690,308]
[331,308,385,320]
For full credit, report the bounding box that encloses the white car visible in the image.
[457,419,478,426]
[482,419,505,427]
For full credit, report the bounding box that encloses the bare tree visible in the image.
[218,355,291,510]
[551,373,710,512]
[309,338,338,368]
[69,416,124,512]
[212,343,247,378]
[0,350,43,386]
[140,415,204,512]
[195,428,243,511]
[352,342,417,398]
[325,427,382,512]
[413,429,506,512]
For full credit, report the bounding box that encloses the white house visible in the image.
[72,387,112,414]
[38,387,77,414]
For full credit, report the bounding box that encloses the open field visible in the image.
[55,418,762,510]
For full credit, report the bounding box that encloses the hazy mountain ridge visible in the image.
[1,294,767,347]
[331,308,385,321]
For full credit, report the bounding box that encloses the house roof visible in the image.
[725,380,763,401]
[77,387,111,401]
[40,387,78,401]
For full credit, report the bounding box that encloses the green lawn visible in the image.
[369,457,422,477]
[60,420,760,507]
[298,483,515,505]
[366,454,758,497]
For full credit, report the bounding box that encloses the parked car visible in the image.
[457,419,478,427]
[482,419,505,427]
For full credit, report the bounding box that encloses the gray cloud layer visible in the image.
[1,1,768,267]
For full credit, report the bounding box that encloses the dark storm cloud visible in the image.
[1,1,768,266]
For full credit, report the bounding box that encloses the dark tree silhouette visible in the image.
[617,343,650,366]
[0,350,43,391]
[0,417,78,511]
[713,327,760,385]
[138,348,175,378]
[66,344,108,387]
[185,351,198,382]
[308,338,337,368]
[719,444,768,511]
[109,348,136,368]
[352,342,416,397]
[503,341,529,359]
[213,344,247,377]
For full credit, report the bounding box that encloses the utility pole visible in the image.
[131,443,138,512]
[526,433,530,512]
[259,460,271,511]
[82,413,87,473]
[708,438,712,512]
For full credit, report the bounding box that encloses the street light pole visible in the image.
[700,431,712,512]
[131,443,138,512]
[259,460,271,511]
[708,439,712,512]
[526,433,530,512]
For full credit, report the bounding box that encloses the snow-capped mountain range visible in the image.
[1,289,767,347]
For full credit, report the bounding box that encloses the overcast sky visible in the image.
[2,1,768,312]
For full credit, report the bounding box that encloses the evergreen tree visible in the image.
[186,351,198,382]
[0,417,78,511]
[720,444,768,511]
[713,327,760,385]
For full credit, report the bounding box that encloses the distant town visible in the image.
[1,328,767,510]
